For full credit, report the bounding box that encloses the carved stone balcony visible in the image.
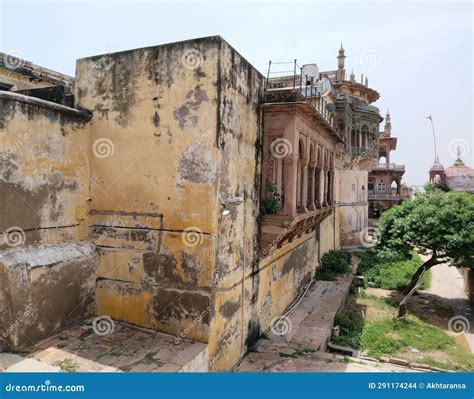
[374,163,405,171]
[350,146,378,157]
[260,205,334,257]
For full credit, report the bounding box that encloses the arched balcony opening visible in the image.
[361,124,369,149]
[307,143,316,210]
[296,139,307,213]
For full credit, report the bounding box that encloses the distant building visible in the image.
[368,113,409,218]
[429,148,474,194]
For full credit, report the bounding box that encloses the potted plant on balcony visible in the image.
[263,182,281,214]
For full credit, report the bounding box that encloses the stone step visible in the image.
[0,353,60,372]
[266,256,358,352]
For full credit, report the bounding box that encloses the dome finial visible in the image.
[453,146,465,166]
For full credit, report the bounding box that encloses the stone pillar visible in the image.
[308,164,316,210]
[322,169,328,207]
[283,155,298,217]
[315,168,322,209]
[301,159,309,213]
[329,171,334,205]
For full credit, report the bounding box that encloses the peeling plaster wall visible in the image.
[75,37,225,342]
[0,93,97,350]
[208,41,264,370]
[0,94,91,248]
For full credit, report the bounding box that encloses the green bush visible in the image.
[262,182,281,214]
[315,250,352,280]
[357,250,430,290]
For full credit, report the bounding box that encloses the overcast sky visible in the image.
[1,0,472,186]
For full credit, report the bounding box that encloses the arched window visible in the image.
[351,129,357,150]
[337,119,345,135]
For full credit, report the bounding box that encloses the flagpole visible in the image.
[427,115,438,162]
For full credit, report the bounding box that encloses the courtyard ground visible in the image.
[331,259,474,371]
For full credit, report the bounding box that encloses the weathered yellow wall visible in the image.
[74,37,238,343]
[210,231,318,370]
[0,93,91,247]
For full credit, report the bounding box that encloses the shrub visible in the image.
[262,182,281,214]
[315,250,352,280]
[357,250,430,290]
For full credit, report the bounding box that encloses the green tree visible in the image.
[375,191,474,317]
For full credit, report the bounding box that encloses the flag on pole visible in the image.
[426,115,432,120]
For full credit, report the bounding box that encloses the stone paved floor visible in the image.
[1,319,207,372]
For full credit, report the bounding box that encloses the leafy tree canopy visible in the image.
[375,191,474,269]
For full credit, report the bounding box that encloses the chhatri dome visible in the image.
[444,147,474,193]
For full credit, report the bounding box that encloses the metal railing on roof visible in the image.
[264,60,340,137]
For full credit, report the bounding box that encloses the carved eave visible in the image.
[333,80,380,103]
[260,206,334,257]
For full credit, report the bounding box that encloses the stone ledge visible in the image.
[0,91,91,120]
[0,241,99,350]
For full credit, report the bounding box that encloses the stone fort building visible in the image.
[0,36,385,370]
